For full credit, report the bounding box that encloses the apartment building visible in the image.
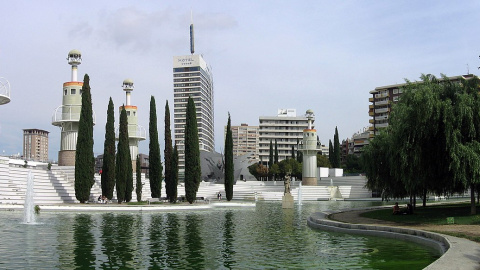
[369,74,477,138]
[225,123,259,160]
[258,109,311,164]
[23,129,49,162]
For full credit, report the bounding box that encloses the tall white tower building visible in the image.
[173,21,214,173]
[52,49,95,165]
[118,79,146,171]
[299,110,320,186]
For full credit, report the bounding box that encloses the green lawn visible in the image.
[361,203,480,225]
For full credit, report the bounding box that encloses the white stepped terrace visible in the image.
[0,157,373,205]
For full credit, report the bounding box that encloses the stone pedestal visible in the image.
[58,150,76,166]
[302,177,317,186]
[282,193,294,209]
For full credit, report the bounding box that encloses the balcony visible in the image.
[375,108,390,114]
[116,124,147,141]
[375,100,389,106]
[0,77,11,105]
[52,105,96,126]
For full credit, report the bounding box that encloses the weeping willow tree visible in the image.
[363,74,480,214]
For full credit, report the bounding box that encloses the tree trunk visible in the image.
[413,196,416,210]
[471,183,476,215]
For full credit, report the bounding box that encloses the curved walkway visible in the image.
[307,207,480,270]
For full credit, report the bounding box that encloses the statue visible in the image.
[284,173,291,194]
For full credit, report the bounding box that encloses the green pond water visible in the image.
[0,201,440,269]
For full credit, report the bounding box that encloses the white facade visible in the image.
[173,54,214,171]
[258,109,311,163]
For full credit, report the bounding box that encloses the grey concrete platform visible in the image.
[307,210,480,270]
[0,201,256,212]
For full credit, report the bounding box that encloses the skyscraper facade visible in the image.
[173,54,214,171]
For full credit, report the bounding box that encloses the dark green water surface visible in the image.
[0,201,440,269]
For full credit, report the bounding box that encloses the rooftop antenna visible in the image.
[190,10,195,55]
[467,63,470,74]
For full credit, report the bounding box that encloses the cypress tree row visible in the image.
[274,139,279,164]
[164,100,173,201]
[268,140,273,180]
[224,113,234,201]
[291,145,295,160]
[149,96,162,198]
[333,127,341,168]
[328,140,334,167]
[101,97,116,200]
[296,138,303,163]
[74,74,95,203]
[125,151,133,202]
[171,144,179,203]
[184,96,201,203]
[136,155,142,202]
[115,106,130,203]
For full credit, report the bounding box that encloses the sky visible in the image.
[1,1,480,161]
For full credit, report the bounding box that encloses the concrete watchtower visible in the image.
[118,79,146,171]
[300,109,320,186]
[52,49,95,165]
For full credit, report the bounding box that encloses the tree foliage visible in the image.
[248,163,269,181]
[74,74,95,203]
[328,140,334,166]
[278,158,302,180]
[171,144,179,203]
[164,100,174,202]
[115,106,131,203]
[363,74,480,213]
[274,139,279,164]
[344,154,363,173]
[184,96,201,203]
[136,155,142,202]
[317,154,331,168]
[333,127,341,168]
[224,113,234,201]
[149,96,162,198]
[101,97,116,200]
[268,140,274,180]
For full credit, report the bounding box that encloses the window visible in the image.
[71,89,76,95]
[127,111,131,116]
[64,89,67,96]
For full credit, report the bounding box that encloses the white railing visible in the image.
[375,108,389,113]
[0,77,11,105]
[52,105,96,125]
[115,124,147,140]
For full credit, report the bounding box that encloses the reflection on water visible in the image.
[0,201,440,270]
[222,211,235,268]
[73,214,95,269]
